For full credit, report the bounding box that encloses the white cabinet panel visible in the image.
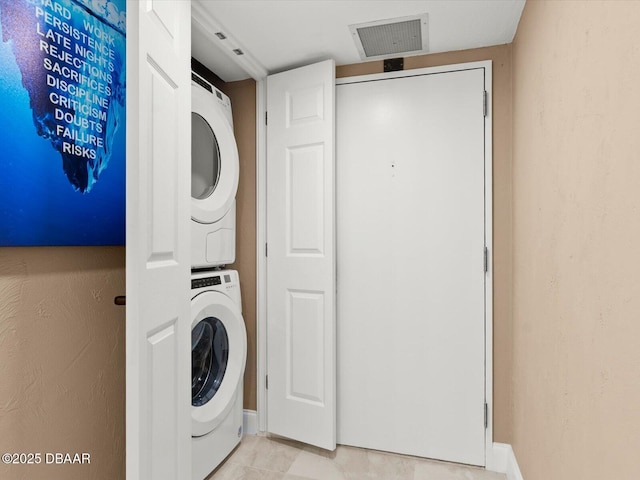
[126,1,191,479]
[266,60,336,451]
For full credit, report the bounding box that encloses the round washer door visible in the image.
[191,290,247,437]
[191,84,239,225]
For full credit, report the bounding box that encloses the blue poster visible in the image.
[0,0,126,246]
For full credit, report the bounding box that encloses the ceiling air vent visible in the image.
[349,14,429,61]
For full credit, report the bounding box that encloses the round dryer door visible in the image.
[191,85,239,225]
[191,290,247,437]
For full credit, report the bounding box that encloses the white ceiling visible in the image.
[192,0,526,82]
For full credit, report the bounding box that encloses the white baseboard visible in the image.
[486,442,508,472]
[243,409,258,436]
[487,443,523,480]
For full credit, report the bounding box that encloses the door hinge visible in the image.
[265,243,268,257]
[484,246,489,273]
[483,91,488,117]
[484,403,488,428]
[265,375,268,390]
[265,111,268,125]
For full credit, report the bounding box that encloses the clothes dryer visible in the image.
[191,72,239,268]
[191,269,247,479]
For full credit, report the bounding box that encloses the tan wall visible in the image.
[337,44,514,443]
[0,247,125,480]
[512,1,640,478]
[223,79,258,411]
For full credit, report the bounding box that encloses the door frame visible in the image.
[256,60,494,465]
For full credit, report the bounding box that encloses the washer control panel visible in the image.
[191,269,242,310]
[191,275,221,290]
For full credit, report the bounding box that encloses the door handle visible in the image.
[114,296,126,306]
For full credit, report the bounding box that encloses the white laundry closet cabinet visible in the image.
[263,60,492,467]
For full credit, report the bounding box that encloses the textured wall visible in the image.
[512,1,640,478]
[337,44,514,444]
[0,247,125,480]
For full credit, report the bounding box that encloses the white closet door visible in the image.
[266,60,336,450]
[126,1,191,479]
[336,67,487,466]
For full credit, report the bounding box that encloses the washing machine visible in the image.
[191,72,239,268]
[191,269,247,480]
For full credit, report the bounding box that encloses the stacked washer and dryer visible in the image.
[190,72,247,480]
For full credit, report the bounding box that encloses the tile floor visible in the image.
[207,434,506,480]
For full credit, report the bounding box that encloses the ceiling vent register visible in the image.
[350,14,429,61]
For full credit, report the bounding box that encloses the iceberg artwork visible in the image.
[0,0,126,246]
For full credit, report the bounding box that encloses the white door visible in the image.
[126,1,191,479]
[336,67,487,466]
[266,60,336,450]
